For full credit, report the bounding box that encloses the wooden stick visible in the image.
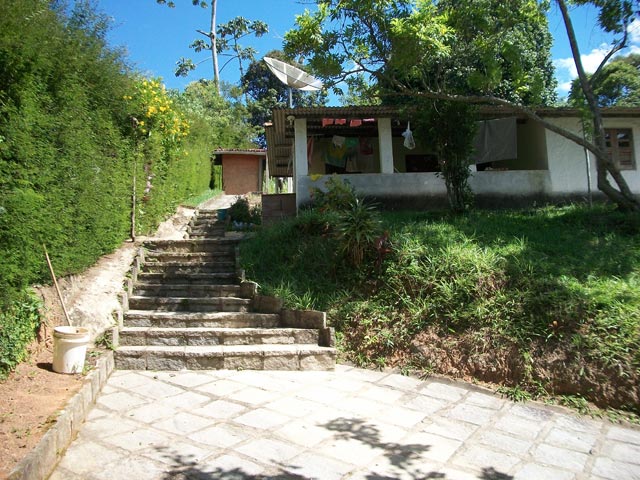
[43,244,72,326]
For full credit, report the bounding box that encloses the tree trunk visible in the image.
[557,0,639,211]
[210,0,220,94]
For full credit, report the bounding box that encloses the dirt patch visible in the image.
[0,341,83,478]
[408,327,640,414]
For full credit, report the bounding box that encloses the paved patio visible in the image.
[50,365,640,479]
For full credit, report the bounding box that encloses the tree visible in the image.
[156,1,268,98]
[285,0,555,212]
[558,0,638,210]
[569,53,640,107]
[242,50,327,147]
[284,0,640,211]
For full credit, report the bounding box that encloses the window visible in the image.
[605,128,635,170]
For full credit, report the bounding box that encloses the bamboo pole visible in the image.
[43,244,72,326]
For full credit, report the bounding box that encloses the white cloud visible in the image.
[628,18,640,45]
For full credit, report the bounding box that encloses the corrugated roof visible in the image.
[213,148,267,155]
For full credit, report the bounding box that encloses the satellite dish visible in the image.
[264,56,323,107]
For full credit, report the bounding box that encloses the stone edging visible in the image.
[8,351,115,480]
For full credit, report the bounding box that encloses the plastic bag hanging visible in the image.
[402,121,416,150]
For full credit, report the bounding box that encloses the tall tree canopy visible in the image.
[284,0,640,211]
[569,53,640,107]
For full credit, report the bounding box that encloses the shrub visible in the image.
[228,196,261,225]
[0,292,41,379]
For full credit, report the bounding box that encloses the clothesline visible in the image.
[321,118,377,128]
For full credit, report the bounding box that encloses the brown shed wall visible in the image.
[222,154,261,195]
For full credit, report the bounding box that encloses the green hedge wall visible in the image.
[0,1,212,304]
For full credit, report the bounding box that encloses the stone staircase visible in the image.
[114,209,336,371]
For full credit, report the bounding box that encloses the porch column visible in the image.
[294,118,308,190]
[294,118,308,209]
[378,117,394,174]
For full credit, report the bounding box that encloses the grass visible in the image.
[181,188,223,208]
[239,203,640,413]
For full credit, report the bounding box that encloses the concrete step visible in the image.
[136,272,238,285]
[114,344,337,371]
[119,327,320,347]
[145,252,233,263]
[124,311,281,328]
[128,296,251,312]
[143,239,239,254]
[141,262,236,274]
[187,225,226,235]
[132,284,242,298]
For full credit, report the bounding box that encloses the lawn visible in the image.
[239,204,640,415]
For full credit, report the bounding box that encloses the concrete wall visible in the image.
[297,170,552,208]
[544,116,640,194]
[223,154,262,195]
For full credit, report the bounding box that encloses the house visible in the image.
[264,105,640,210]
[212,148,267,195]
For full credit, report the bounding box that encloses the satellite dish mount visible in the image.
[263,57,323,108]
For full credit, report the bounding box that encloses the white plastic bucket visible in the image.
[52,326,90,374]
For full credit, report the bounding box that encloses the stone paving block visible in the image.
[161,390,211,409]
[319,437,386,466]
[591,456,640,480]
[195,378,246,396]
[97,391,149,413]
[337,396,386,417]
[357,454,442,480]
[532,443,589,472]
[108,371,150,390]
[146,352,186,371]
[509,402,555,422]
[193,399,246,419]
[162,371,216,387]
[55,440,126,476]
[263,353,300,370]
[130,378,184,399]
[300,352,335,370]
[236,438,300,465]
[402,392,448,414]
[127,403,182,423]
[447,403,499,426]
[264,396,319,418]
[360,384,406,404]
[378,405,427,428]
[91,455,167,480]
[513,463,576,480]
[154,411,215,435]
[494,412,546,440]
[606,425,640,445]
[102,428,172,452]
[422,417,480,442]
[228,386,280,405]
[289,451,356,480]
[295,384,348,404]
[79,415,141,438]
[600,440,640,463]
[420,381,468,402]
[544,426,598,453]
[140,441,213,466]
[466,391,506,410]
[326,376,369,393]
[452,444,521,473]
[377,373,424,391]
[184,354,225,370]
[275,419,338,448]
[188,423,252,448]
[478,430,533,456]
[223,354,264,370]
[199,454,264,478]
[402,431,463,463]
[234,407,292,429]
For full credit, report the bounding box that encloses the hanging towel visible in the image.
[334,118,347,125]
[332,135,346,147]
[350,119,362,127]
[322,118,334,127]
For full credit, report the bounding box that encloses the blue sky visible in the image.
[97,1,640,103]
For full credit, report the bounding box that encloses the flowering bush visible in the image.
[125,77,190,150]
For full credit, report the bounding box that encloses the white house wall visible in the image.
[544,116,640,194]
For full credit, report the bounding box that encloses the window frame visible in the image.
[604,127,636,171]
